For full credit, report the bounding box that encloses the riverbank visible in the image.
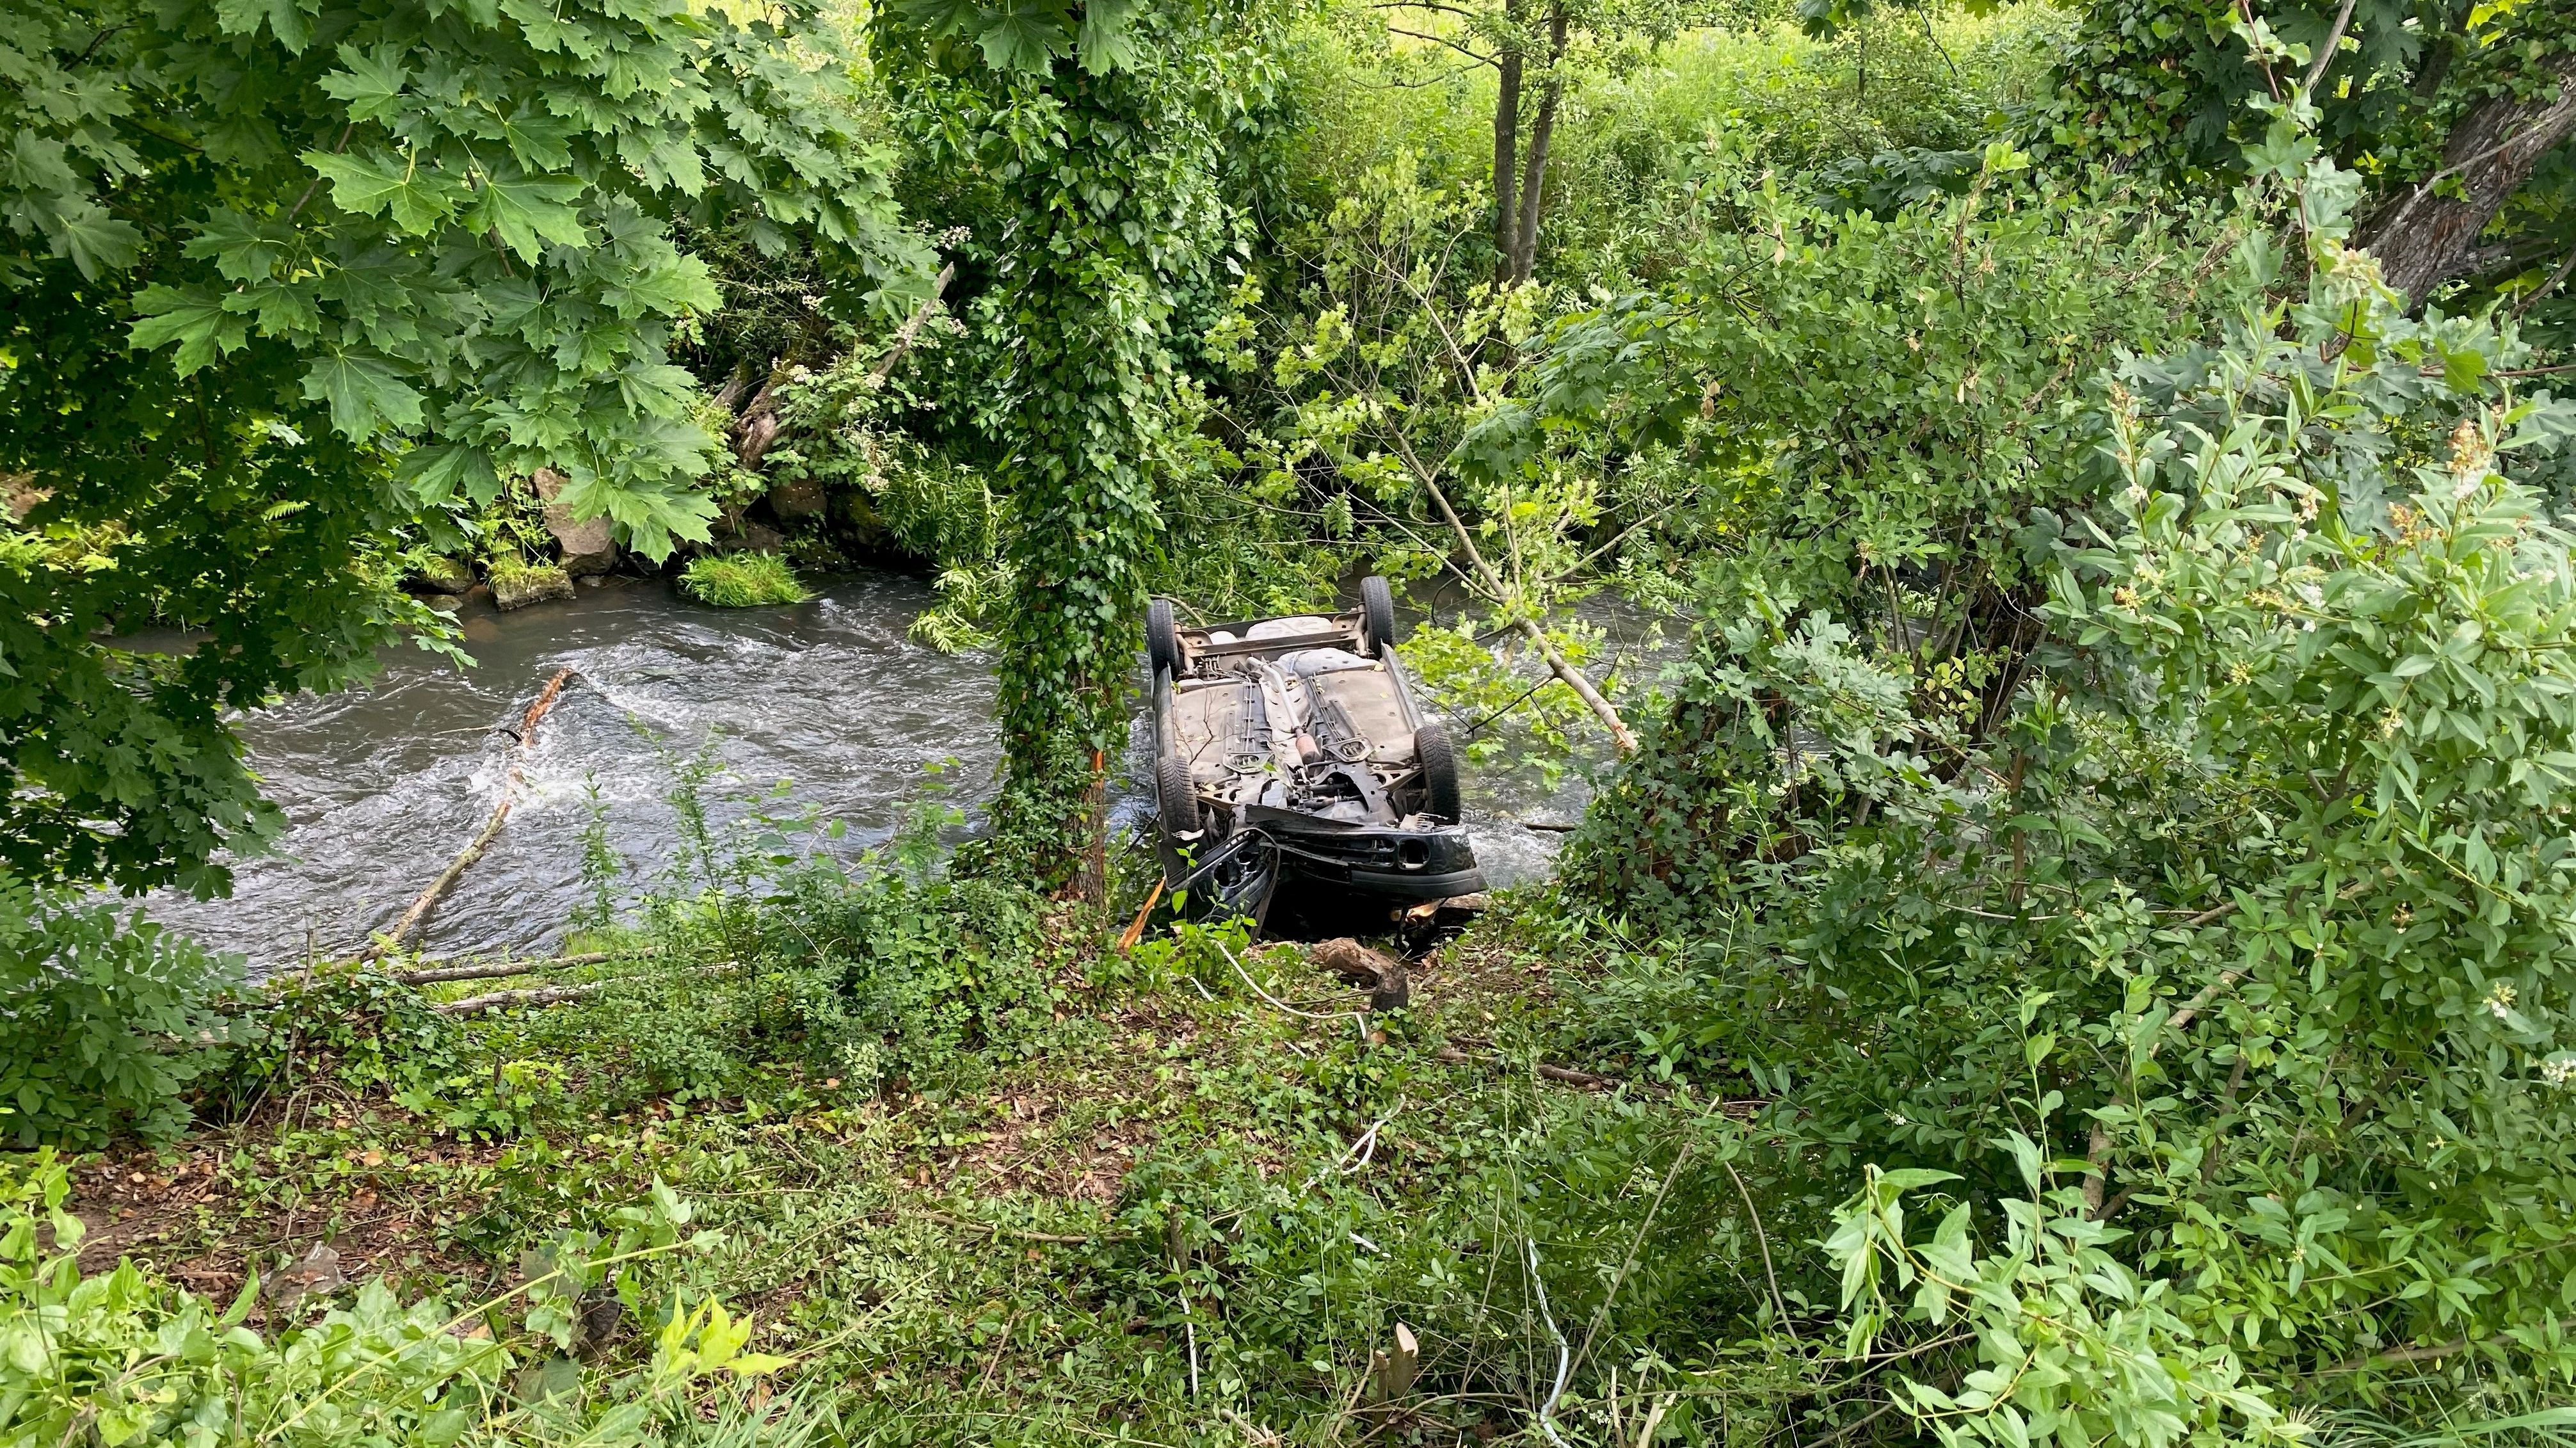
[48,880,1767,1445]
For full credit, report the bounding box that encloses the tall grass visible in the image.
[679,551,812,607]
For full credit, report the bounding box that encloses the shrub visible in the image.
[0,875,243,1146]
[678,552,812,607]
[1560,143,2576,1431]
[0,1152,794,1448]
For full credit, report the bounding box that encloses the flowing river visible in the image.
[142,570,1664,971]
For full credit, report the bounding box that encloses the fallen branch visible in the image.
[428,958,737,1013]
[433,981,611,1014]
[362,669,575,962]
[1434,1044,1667,1095]
[1388,433,1636,753]
[1116,878,1165,953]
[871,263,957,383]
[389,952,612,986]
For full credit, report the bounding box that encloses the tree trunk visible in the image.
[1492,0,1523,286]
[2358,51,2576,309]
[1508,2,1569,286]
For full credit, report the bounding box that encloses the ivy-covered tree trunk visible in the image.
[875,13,1237,883]
[989,265,1165,877]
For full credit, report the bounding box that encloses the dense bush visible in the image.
[0,876,243,1146]
[1558,139,2576,1432]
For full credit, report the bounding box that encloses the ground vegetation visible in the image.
[9,0,2576,1444]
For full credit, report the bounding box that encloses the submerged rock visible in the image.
[490,560,575,610]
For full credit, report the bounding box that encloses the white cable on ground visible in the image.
[1526,1235,1573,1448]
[1217,940,1366,1027]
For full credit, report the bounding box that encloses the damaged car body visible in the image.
[1146,577,1484,923]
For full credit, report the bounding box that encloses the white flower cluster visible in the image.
[2486,980,2518,1020]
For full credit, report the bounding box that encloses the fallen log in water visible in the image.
[360,668,576,963]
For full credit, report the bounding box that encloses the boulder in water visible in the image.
[534,467,620,575]
[490,559,574,610]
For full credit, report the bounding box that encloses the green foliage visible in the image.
[0,413,440,895]
[0,874,244,1146]
[3,0,925,554]
[876,0,1268,866]
[1480,149,2243,640]
[0,1150,796,1448]
[1558,137,2576,1430]
[764,350,1012,648]
[0,0,928,898]
[1545,11,2070,267]
[677,552,813,609]
[2027,0,2573,318]
[2031,0,2567,187]
[1828,1155,2291,1447]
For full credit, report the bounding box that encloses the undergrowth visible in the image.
[678,553,813,608]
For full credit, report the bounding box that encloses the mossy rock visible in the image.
[490,559,575,611]
[411,556,475,594]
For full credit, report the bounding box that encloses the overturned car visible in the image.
[1147,577,1484,922]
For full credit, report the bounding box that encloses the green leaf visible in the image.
[1076,0,1144,74]
[212,0,311,51]
[319,45,410,121]
[301,150,459,235]
[182,209,291,283]
[49,200,142,278]
[972,0,1075,72]
[1999,1131,2043,1193]
[4,133,77,195]
[603,255,719,319]
[469,173,589,262]
[302,350,424,438]
[129,285,249,375]
[399,444,504,505]
[498,112,576,172]
[2441,344,2490,395]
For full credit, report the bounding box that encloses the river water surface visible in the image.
[145,571,1661,970]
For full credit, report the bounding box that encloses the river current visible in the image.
[141,570,1658,970]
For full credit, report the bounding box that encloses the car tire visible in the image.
[1157,752,1202,838]
[1413,721,1461,823]
[1361,575,1398,658]
[1147,598,1181,679]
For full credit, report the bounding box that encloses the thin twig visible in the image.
[1526,1235,1573,1448]
[1572,1144,1693,1373]
[1387,433,1635,750]
[2300,0,2358,96]
[1219,942,1366,1025]
[870,263,957,383]
[1724,1159,1798,1340]
[913,1209,1099,1246]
